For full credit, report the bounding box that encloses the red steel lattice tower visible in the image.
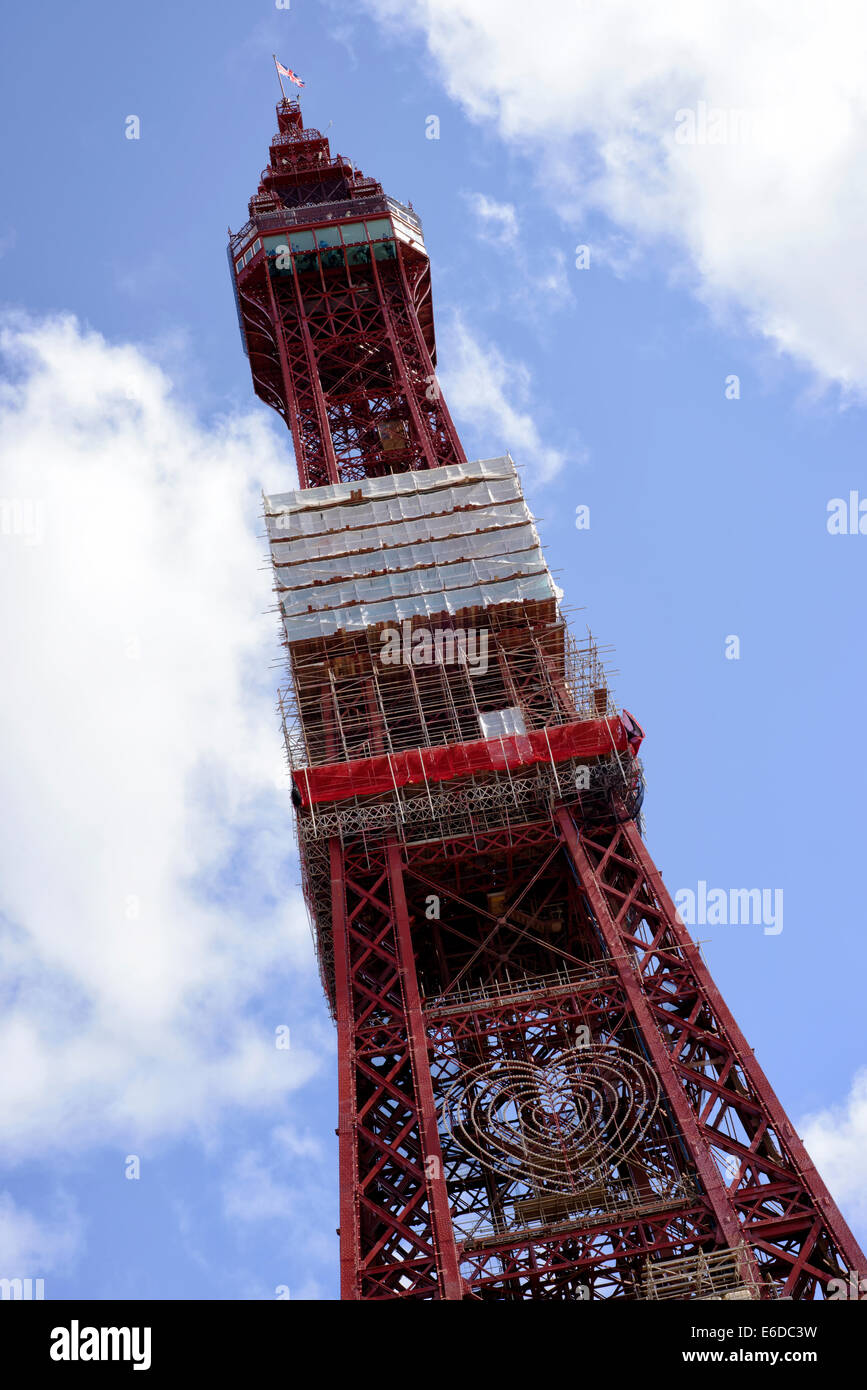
[230,99,864,1300]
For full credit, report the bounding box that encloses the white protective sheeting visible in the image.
[479,707,528,739]
[266,455,515,521]
[269,501,532,565]
[268,478,521,539]
[276,573,557,640]
[265,455,560,641]
[273,521,539,586]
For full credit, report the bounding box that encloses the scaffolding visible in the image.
[230,94,867,1304]
[291,753,642,845]
[277,616,618,771]
[266,454,635,824]
[265,455,556,637]
[643,1246,762,1301]
[270,451,643,1030]
[460,1176,702,1249]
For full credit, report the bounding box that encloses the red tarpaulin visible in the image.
[292,715,632,807]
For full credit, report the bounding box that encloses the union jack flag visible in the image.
[276,60,305,87]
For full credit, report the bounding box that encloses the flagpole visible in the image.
[273,53,287,102]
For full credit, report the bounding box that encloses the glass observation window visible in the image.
[340,222,367,245]
[373,240,397,261]
[316,226,342,248]
[288,230,316,252]
[266,239,293,273]
[365,218,393,240]
[346,243,371,266]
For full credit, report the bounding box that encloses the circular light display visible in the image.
[440,1044,660,1193]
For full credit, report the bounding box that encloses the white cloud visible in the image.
[465,192,519,247]
[272,1125,325,1161]
[0,313,326,1163]
[222,1150,296,1224]
[0,1191,84,1275]
[369,0,867,391]
[463,192,573,315]
[221,1126,335,1289]
[801,1070,867,1226]
[440,314,572,481]
[222,1125,327,1226]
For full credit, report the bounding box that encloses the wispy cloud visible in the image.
[0,312,326,1166]
[0,1190,84,1276]
[800,1069,867,1228]
[368,0,867,393]
[439,312,579,482]
[465,192,519,248]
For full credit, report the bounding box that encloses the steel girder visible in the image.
[233,102,863,1304]
[241,253,464,487]
[329,836,462,1299]
[558,811,864,1298]
[325,812,865,1299]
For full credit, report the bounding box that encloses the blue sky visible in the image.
[1,0,865,1299]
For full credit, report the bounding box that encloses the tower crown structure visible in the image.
[230,100,864,1300]
[230,98,463,489]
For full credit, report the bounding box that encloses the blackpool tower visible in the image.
[228,97,863,1300]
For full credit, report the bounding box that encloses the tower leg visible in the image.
[330,836,462,1299]
[557,808,865,1296]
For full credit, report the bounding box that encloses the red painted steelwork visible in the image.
[233,98,865,1301]
[293,714,628,806]
[230,100,464,487]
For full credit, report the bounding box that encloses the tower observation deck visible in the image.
[230,98,864,1300]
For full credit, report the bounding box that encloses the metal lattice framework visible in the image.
[231,100,464,487]
[230,97,865,1300]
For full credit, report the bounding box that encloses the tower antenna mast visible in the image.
[272,53,287,102]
